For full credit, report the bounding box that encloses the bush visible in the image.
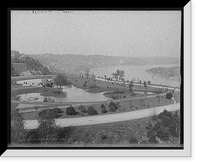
[159,109,173,119]
[148,132,158,144]
[109,105,116,112]
[87,106,98,115]
[56,127,76,143]
[53,89,63,94]
[66,106,79,115]
[50,108,64,118]
[101,107,108,113]
[78,105,87,113]
[25,129,40,144]
[166,92,173,99]
[156,126,170,141]
[38,109,57,119]
[51,108,64,114]
[43,97,48,102]
[101,104,106,109]
[116,102,121,109]
[109,101,118,109]
[129,135,139,144]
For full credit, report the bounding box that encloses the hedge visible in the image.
[66,106,79,115]
[87,106,98,115]
[78,105,87,113]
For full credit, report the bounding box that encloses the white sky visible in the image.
[11,10,181,57]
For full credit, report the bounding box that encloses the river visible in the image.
[90,64,180,87]
[15,64,180,103]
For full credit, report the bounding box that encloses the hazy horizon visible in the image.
[11,10,181,58]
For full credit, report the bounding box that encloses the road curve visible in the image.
[24,103,180,129]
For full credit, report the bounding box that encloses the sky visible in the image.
[11,10,181,57]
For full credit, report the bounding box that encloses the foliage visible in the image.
[111,69,125,81]
[53,73,72,88]
[147,81,151,85]
[11,109,26,144]
[156,125,171,141]
[148,132,158,144]
[11,51,52,75]
[129,134,139,144]
[11,64,15,76]
[147,110,180,143]
[43,97,48,102]
[56,127,76,143]
[100,104,108,113]
[166,92,173,99]
[108,106,116,112]
[109,101,118,110]
[25,129,40,144]
[129,80,134,92]
[101,104,106,109]
[50,108,64,118]
[85,68,90,78]
[66,106,79,115]
[87,106,98,115]
[52,89,63,94]
[37,109,58,144]
[101,107,108,113]
[78,105,87,113]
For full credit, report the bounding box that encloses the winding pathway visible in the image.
[24,103,180,129]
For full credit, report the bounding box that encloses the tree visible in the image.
[37,109,58,144]
[11,64,15,76]
[112,69,125,82]
[111,72,118,81]
[53,73,71,88]
[66,106,79,115]
[129,80,134,92]
[11,109,26,144]
[118,70,125,81]
[85,68,90,78]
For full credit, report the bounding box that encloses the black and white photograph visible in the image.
[4,2,192,157]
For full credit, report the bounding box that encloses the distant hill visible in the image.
[146,66,181,82]
[11,50,52,76]
[29,53,180,75]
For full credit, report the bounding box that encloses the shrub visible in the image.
[101,104,106,109]
[25,129,40,144]
[43,97,48,102]
[51,108,64,114]
[78,105,87,113]
[116,102,121,109]
[160,109,173,119]
[166,92,173,99]
[87,106,98,115]
[52,89,63,94]
[38,109,57,119]
[129,135,139,144]
[156,126,170,141]
[101,107,108,113]
[56,127,76,143]
[109,101,118,110]
[49,108,63,118]
[66,106,79,115]
[109,105,116,112]
[148,132,158,144]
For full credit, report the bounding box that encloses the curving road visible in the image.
[11,75,56,83]
[24,103,180,129]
